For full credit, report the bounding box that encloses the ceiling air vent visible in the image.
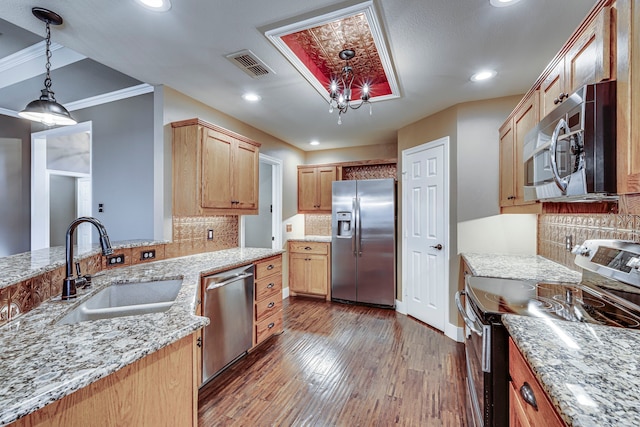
[225,49,275,79]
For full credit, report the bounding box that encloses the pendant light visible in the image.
[19,7,77,127]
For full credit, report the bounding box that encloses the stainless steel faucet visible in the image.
[62,217,113,300]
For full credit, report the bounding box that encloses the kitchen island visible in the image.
[0,247,283,426]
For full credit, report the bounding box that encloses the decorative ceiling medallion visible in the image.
[264,1,399,104]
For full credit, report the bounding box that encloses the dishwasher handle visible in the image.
[206,272,254,291]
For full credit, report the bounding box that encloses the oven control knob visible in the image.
[571,245,590,257]
[627,257,640,269]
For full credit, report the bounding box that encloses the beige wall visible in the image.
[162,86,305,220]
[305,142,397,165]
[397,95,532,329]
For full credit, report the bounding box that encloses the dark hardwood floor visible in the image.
[198,297,469,427]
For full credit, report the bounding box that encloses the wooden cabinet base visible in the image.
[10,334,198,427]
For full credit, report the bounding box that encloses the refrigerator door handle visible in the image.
[356,197,362,256]
[352,197,357,256]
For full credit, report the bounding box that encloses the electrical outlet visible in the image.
[207,229,214,240]
[106,254,125,266]
[140,250,156,261]
[286,224,292,232]
[565,235,573,251]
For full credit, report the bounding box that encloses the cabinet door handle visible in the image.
[267,283,275,289]
[196,337,202,348]
[268,322,275,329]
[267,264,274,270]
[304,246,312,250]
[267,302,275,308]
[520,382,538,410]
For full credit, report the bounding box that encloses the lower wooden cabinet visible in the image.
[253,255,283,347]
[11,334,199,427]
[288,241,331,300]
[509,338,565,427]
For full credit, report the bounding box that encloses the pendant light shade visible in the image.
[19,89,77,126]
[19,8,77,127]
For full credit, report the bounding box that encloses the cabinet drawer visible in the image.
[288,241,328,255]
[509,338,565,426]
[255,296,282,322]
[255,311,282,345]
[255,275,282,301]
[254,256,282,280]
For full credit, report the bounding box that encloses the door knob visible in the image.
[430,244,443,250]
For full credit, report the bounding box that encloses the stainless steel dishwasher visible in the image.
[202,264,254,385]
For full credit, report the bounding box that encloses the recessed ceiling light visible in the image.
[310,140,320,146]
[242,93,262,102]
[489,0,522,7]
[470,70,497,82]
[135,0,172,12]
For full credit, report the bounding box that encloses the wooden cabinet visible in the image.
[539,60,567,119]
[172,118,260,216]
[499,1,616,209]
[499,120,515,207]
[298,165,338,213]
[499,92,541,212]
[509,338,566,427]
[288,241,331,300]
[540,6,612,119]
[253,255,283,347]
[616,0,640,194]
[11,334,199,427]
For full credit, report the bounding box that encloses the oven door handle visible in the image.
[455,290,483,336]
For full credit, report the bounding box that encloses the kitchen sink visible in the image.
[56,279,183,324]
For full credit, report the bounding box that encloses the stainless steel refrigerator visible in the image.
[331,178,396,307]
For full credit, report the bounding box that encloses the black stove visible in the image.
[466,276,640,328]
[458,239,640,427]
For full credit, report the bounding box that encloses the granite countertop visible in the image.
[462,252,640,426]
[289,235,332,243]
[503,315,640,427]
[0,239,168,291]
[0,247,283,426]
[461,252,582,283]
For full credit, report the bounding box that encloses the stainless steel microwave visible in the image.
[523,81,616,201]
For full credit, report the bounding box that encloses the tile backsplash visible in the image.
[342,164,397,180]
[538,213,638,270]
[168,215,238,257]
[305,214,331,236]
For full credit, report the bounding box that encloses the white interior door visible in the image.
[403,137,449,332]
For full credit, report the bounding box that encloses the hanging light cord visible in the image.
[41,21,56,101]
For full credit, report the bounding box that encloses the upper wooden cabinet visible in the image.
[499,0,615,210]
[500,92,541,212]
[172,119,260,216]
[540,5,612,119]
[616,0,640,194]
[298,165,338,213]
[499,120,516,207]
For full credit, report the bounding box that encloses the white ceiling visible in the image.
[0,0,597,151]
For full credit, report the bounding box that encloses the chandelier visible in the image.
[19,8,77,127]
[328,49,372,125]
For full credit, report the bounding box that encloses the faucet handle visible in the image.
[74,262,91,289]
